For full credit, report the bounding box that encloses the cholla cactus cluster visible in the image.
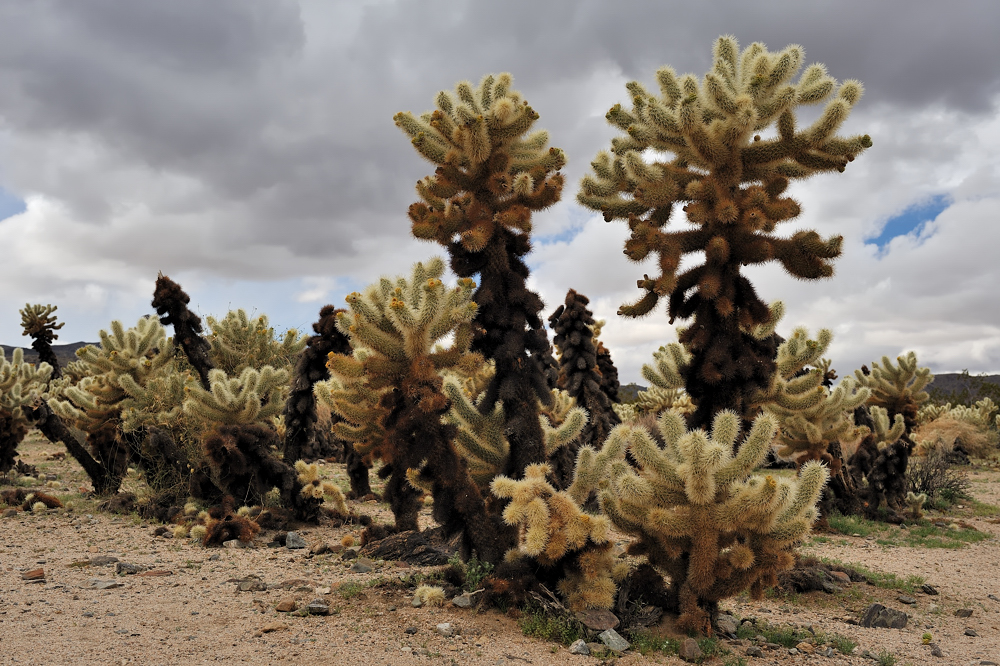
[0,348,54,472]
[572,411,828,633]
[855,352,932,433]
[206,309,304,376]
[20,303,65,378]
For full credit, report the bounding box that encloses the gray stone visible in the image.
[822,581,841,594]
[285,531,307,550]
[115,562,145,575]
[715,613,738,637]
[745,646,763,657]
[859,603,908,629]
[575,609,619,631]
[411,596,423,607]
[568,639,589,656]
[830,571,852,585]
[223,539,253,549]
[404,626,417,635]
[788,648,799,655]
[921,583,939,595]
[965,627,978,637]
[349,558,373,573]
[81,611,94,617]
[598,628,630,653]
[90,579,123,590]
[341,546,360,560]
[237,577,266,592]
[980,661,997,665]
[89,555,118,566]
[930,646,944,657]
[955,608,973,617]
[452,593,473,608]
[677,637,702,662]
[2,508,17,518]
[897,594,917,605]
[305,599,330,615]
[436,622,454,638]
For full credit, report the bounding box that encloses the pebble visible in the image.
[897,595,917,605]
[20,568,44,581]
[965,628,978,637]
[859,602,908,629]
[568,639,589,655]
[305,599,330,616]
[921,583,939,595]
[223,539,253,549]
[795,641,814,654]
[349,558,373,573]
[90,556,118,566]
[452,593,473,608]
[340,547,360,561]
[576,609,619,631]
[598,628,630,653]
[715,613,738,636]
[81,611,94,618]
[2,508,18,518]
[745,646,763,657]
[285,532,307,550]
[436,622,454,638]
[237,578,266,592]
[115,562,145,575]
[677,637,701,662]
[90,579,123,590]
[404,626,418,635]
[275,598,297,612]
[930,645,944,657]
[956,608,974,617]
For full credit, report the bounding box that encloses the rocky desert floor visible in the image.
[2,433,1000,666]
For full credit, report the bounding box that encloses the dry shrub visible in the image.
[913,417,997,458]
[907,446,972,502]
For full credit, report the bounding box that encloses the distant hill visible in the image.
[1,341,93,368]
[617,373,1000,406]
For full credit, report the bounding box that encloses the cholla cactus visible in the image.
[327,258,509,560]
[396,73,563,481]
[206,309,305,376]
[443,377,586,489]
[761,328,870,468]
[0,348,54,472]
[905,491,927,520]
[869,406,906,448]
[20,303,65,379]
[294,460,348,516]
[183,366,288,427]
[572,411,828,634]
[491,463,620,610]
[855,352,932,433]
[152,274,215,390]
[579,36,870,431]
[591,319,621,404]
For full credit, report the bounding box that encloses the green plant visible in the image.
[877,649,897,666]
[828,634,857,655]
[338,581,366,600]
[627,631,680,656]
[205,309,304,376]
[571,410,828,633]
[922,632,932,645]
[579,36,871,431]
[518,603,582,646]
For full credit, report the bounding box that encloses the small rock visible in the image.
[859,602,908,629]
[965,627,978,637]
[340,547,360,561]
[897,594,917,605]
[928,603,940,613]
[285,532,307,550]
[136,570,173,577]
[452,593,473,608]
[255,623,287,636]
[955,608,974,617]
[315,586,331,595]
[715,613,738,637]
[350,558,373,573]
[91,579,123,590]
[436,622,454,638]
[81,611,94,618]
[568,639,589,655]
[988,594,999,602]
[20,568,44,581]
[223,539,253,549]
[980,661,997,665]
[677,637,702,662]
[575,609,619,631]
[275,598,297,612]
[598,628,630,653]
[788,647,799,655]
[822,581,841,594]
[309,543,331,555]
[237,577,266,592]
[745,646,763,657]
[2,508,17,518]
[89,555,118,566]
[411,596,423,607]
[921,583,939,595]
[304,599,330,616]
[930,646,944,657]
[404,626,418,635]
[796,641,814,654]
[829,571,852,585]
[115,562,145,575]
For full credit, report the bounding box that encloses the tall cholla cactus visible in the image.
[183,366,288,427]
[395,73,564,480]
[0,348,53,472]
[20,303,65,379]
[572,411,828,634]
[327,258,509,561]
[206,309,304,376]
[855,352,932,434]
[490,463,621,611]
[579,36,871,431]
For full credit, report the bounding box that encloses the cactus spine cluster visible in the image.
[20,303,64,379]
[573,411,827,633]
[395,73,564,481]
[0,348,53,472]
[579,36,871,431]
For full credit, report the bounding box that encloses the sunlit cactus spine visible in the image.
[855,352,932,435]
[0,347,53,472]
[395,73,564,484]
[579,36,871,432]
[571,411,828,634]
[205,309,304,376]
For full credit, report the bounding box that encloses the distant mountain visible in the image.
[619,383,646,403]
[1,341,93,368]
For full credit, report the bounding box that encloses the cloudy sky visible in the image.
[1,0,998,384]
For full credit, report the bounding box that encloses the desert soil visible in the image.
[2,434,999,666]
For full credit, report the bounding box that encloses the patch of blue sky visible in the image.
[0,187,26,221]
[866,194,951,251]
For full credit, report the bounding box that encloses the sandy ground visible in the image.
[2,435,999,665]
